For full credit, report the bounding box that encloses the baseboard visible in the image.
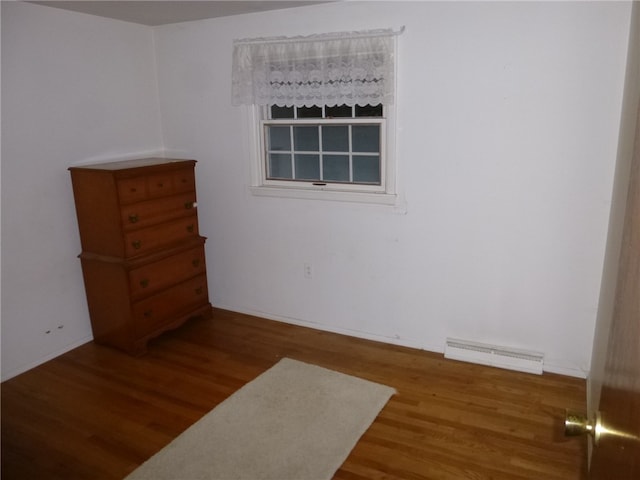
[212,304,437,353]
[1,335,93,382]
[213,304,588,379]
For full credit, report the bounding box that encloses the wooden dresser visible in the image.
[69,157,212,355]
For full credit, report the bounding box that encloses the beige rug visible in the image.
[125,357,395,480]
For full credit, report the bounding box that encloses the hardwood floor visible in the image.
[1,308,587,479]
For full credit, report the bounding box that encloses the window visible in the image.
[263,104,385,190]
[233,28,401,204]
[246,102,396,203]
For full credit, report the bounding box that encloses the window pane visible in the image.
[322,125,349,152]
[352,125,380,153]
[323,155,350,182]
[295,154,320,180]
[326,105,353,118]
[269,153,293,179]
[263,108,386,190]
[355,104,383,117]
[297,106,323,118]
[271,106,294,119]
[268,126,291,151]
[353,155,380,184]
[293,126,319,151]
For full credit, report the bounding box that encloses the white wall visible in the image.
[1,1,631,381]
[153,1,631,377]
[1,2,164,380]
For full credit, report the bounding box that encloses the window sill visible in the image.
[249,185,399,206]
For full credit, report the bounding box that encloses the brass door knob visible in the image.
[565,409,602,445]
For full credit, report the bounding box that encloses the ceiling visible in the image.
[28,1,332,26]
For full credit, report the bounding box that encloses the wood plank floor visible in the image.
[1,308,588,479]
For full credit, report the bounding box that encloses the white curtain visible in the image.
[232,29,398,107]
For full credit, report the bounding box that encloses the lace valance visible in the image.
[231,29,400,107]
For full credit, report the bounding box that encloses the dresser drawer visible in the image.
[129,245,206,298]
[132,274,209,337]
[173,168,196,193]
[147,168,196,198]
[117,176,148,204]
[121,192,197,230]
[124,216,199,257]
[117,167,196,204]
[147,172,174,198]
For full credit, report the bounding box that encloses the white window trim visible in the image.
[246,104,398,206]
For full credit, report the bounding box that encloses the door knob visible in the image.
[565,409,602,445]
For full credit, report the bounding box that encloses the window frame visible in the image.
[247,104,397,205]
[262,117,386,191]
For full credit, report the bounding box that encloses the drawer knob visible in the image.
[157,182,164,187]
[132,240,142,250]
[185,202,194,209]
[195,287,203,295]
[143,310,153,317]
[129,214,139,224]
[192,259,200,267]
[186,224,194,233]
[140,279,149,288]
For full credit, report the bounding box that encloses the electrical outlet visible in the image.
[304,262,313,279]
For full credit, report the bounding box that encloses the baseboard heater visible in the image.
[444,338,544,375]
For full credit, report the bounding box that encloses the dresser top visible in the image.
[69,157,195,172]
